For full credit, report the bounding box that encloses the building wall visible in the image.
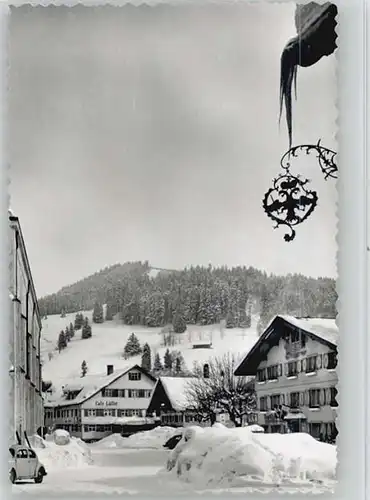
[81,368,155,440]
[46,368,156,441]
[255,332,337,439]
[9,217,43,444]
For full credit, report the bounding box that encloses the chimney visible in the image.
[107,364,114,376]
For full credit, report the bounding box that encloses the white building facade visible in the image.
[235,315,338,441]
[9,212,43,444]
[44,364,157,441]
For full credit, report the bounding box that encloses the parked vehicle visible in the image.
[163,434,182,450]
[9,444,47,484]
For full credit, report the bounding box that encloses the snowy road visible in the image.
[12,447,336,496]
[12,447,187,496]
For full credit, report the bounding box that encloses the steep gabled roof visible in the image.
[147,376,195,412]
[44,364,156,408]
[234,315,338,377]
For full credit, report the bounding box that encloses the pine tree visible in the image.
[175,356,182,374]
[81,317,92,339]
[74,313,84,331]
[153,352,163,372]
[105,303,115,321]
[172,350,186,374]
[81,360,88,377]
[123,333,142,359]
[244,304,252,328]
[141,343,152,372]
[69,322,75,338]
[225,309,236,328]
[164,348,172,370]
[172,311,187,333]
[57,331,67,352]
[257,284,273,335]
[92,301,104,324]
[65,327,71,342]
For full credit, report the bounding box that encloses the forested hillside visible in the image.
[38,261,337,333]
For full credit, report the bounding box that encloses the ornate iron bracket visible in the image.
[263,140,337,242]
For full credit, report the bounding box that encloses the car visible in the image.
[163,434,182,450]
[9,444,47,484]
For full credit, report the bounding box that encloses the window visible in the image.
[20,317,27,371]
[309,422,321,439]
[286,329,305,349]
[327,352,337,370]
[291,330,299,343]
[259,396,268,411]
[128,372,141,381]
[287,361,298,377]
[117,409,142,417]
[18,255,28,317]
[102,388,121,397]
[309,389,320,408]
[16,449,28,459]
[96,425,111,432]
[306,356,317,373]
[330,387,338,407]
[103,409,116,417]
[290,392,300,409]
[267,365,279,381]
[185,414,197,423]
[28,450,36,459]
[27,291,34,336]
[270,394,281,409]
[128,389,150,398]
[256,369,266,382]
[26,333,32,379]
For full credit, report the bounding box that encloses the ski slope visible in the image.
[40,310,259,390]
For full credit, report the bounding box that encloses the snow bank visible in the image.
[53,429,70,445]
[31,434,93,471]
[246,424,265,433]
[91,433,128,449]
[29,434,46,449]
[166,425,336,488]
[94,427,182,450]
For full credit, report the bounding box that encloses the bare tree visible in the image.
[186,353,256,427]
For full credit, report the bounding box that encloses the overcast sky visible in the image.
[9,4,337,297]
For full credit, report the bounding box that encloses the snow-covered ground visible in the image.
[41,311,258,390]
[12,427,336,496]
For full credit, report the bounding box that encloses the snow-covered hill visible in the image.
[41,311,258,391]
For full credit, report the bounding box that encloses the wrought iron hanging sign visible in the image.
[264,2,338,242]
[263,141,337,242]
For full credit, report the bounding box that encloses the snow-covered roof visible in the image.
[279,315,338,346]
[44,364,155,408]
[235,315,338,377]
[160,376,195,411]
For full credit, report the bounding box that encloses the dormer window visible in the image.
[129,372,141,381]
